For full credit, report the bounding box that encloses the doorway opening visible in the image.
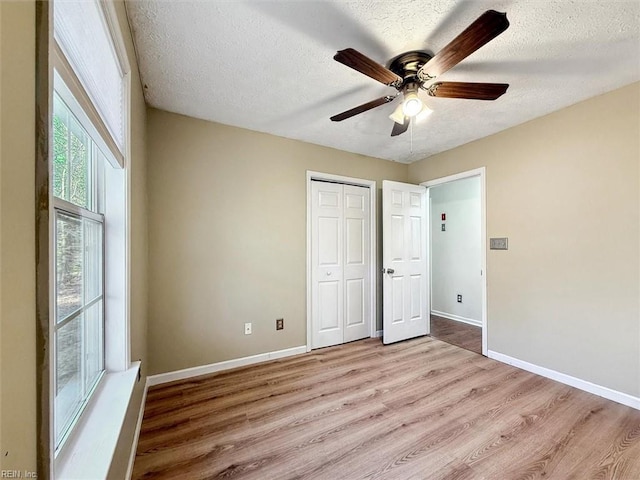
[422,168,487,355]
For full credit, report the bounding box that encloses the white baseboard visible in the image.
[146,345,307,387]
[125,379,148,480]
[431,310,482,327]
[373,330,383,338]
[488,350,640,410]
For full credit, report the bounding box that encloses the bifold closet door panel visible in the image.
[343,185,371,343]
[311,181,344,349]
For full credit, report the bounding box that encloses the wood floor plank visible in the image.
[133,337,640,479]
[137,342,468,454]
[325,374,560,479]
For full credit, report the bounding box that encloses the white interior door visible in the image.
[311,181,370,348]
[382,180,429,344]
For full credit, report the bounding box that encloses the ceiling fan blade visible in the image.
[334,48,403,87]
[427,82,509,100]
[330,95,395,122]
[391,117,410,136]
[418,10,509,79]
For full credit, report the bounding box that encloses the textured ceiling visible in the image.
[126,0,640,163]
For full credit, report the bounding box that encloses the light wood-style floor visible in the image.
[430,314,482,354]
[133,337,640,479]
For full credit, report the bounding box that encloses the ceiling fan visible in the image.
[330,10,510,137]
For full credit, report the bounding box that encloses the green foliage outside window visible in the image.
[53,94,89,210]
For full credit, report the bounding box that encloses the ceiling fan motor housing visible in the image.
[388,50,434,90]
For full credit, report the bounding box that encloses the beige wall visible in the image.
[0,0,4,464]
[147,109,407,374]
[409,82,640,397]
[0,0,148,474]
[0,1,37,471]
[115,0,149,379]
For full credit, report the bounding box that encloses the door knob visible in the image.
[383,268,395,274]
[326,271,332,276]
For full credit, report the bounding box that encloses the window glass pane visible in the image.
[84,218,103,302]
[84,300,103,393]
[69,116,89,209]
[56,315,83,443]
[53,93,93,210]
[95,150,106,214]
[54,212,105,448]
[56,212,83,322]
[53,95,70,201]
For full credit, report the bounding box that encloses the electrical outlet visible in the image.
[457,294,462,303]
[490,237,508,250]
[276,318,284,330]
[244,322,252,335]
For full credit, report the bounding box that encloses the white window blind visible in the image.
[54,0,125,156]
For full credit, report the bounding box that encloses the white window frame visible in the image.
[51,97,107,448]
[50,0,133,475]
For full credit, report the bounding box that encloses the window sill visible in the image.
[55,361,140,480]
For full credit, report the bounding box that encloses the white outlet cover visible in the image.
[490,237,508,250]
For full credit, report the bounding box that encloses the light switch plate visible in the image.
[490,237,508,250]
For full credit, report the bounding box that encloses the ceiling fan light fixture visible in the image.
[415,104,433,123]
[402,91,423,117]
[389,103,405,124]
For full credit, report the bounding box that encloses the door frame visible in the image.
[306,171,377,352]
[421,167,488,355]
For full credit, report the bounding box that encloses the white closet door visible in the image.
[343,185,370,342]
[311,181,344,349]
[311,182,371,349]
